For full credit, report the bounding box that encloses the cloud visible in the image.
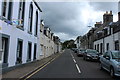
[89,2,118,14]
[54,32,76,42]
[39,2,118,41]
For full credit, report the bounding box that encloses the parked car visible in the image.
[83,49,99,61]
[76,49,86,57]
[100,50,120,77]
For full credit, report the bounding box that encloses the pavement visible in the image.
[2,51,63,79]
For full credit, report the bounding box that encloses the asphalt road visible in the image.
[26,49,119,79]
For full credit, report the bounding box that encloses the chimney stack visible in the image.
[110,11,112,15]
[103,11,113,23]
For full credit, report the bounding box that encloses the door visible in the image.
[27,42,32,62]
[102,52,110,71]
[33,44,37,60]
[16,39,23,64]
[2,37,9,64]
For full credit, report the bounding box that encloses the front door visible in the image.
[16,39,23,64]
[1,36,9,68]
[33,44,37,60]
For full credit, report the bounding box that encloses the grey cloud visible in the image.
[39,2,118,41]
[90,2,118,13]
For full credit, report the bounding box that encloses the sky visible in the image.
[39,1,119,42]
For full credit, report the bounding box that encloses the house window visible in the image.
[106,43,109,51]
[8,1,13,21]
[27,42,32,62]
[97,44,99,52]
[33,43,37,60]
[18,0,25,27]
[0,35,9,67]
[35,11,38,36]
[40,20,44,32]
[44,30,46,35]
[28,3,33,33]
[16,39,23,64]
[95,45,96,50]
[100,43,103,53]
[115,41,119,50]
[2,1,7,17]
[104,29,108,36]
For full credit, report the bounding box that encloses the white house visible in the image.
[39,20,62,60]
[74,36,81,49]
[94,2,120,53]
[0,0,42,69]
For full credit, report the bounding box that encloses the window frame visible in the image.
[28,3,33,34]
[17,0,25,29]
[7,1,13,21]
[34,11,38,36]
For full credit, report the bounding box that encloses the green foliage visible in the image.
[62,39,76,50]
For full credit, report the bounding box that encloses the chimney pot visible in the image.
[106,11,108,14]
[110,11,112,15]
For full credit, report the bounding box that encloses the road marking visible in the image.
[22,53,62,80]
[70,53,81,74]
[20,62,46,79]
[73,59,76,63]
[71,54,74,59]
[76,64,81,73]
[25,61,51,80]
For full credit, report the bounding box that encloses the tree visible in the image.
[62,39,76,50]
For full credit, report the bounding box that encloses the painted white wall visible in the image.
[0,0,42,67]
[94,31,120,53]
[1,0,62,68]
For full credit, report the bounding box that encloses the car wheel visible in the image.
[110,67,115,78]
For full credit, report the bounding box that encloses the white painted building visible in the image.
[0,0,62,71]
[94,30,120,53]
[39,20,62,59]
[75,36,81,49]
[94,2,120,53]
[0,0,42,69]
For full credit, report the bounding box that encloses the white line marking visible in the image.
[76,64,81,73]
[73,59,76,63]
[71,54,74,59]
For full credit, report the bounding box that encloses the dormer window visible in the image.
[103,27,108,36]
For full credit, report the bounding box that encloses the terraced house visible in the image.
[94,2,120,53]
[78,1,120,54]
[0,0,62,72]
